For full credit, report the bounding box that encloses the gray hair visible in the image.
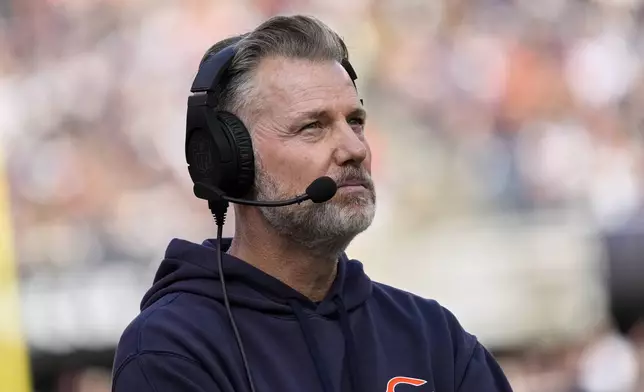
[198,15,350,126]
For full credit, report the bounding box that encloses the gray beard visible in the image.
[253,165,376,259]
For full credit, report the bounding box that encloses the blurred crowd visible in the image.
[2,0,644,391]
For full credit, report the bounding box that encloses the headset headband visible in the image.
[190,44,359,97]
[191,45,237,94]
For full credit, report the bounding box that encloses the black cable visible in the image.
[210,201,257,392]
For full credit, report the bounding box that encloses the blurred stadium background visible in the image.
[1,0,644,391]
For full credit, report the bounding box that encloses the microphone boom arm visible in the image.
[194,182,311,206]
[221,194,310,206]
[193,176,336,207]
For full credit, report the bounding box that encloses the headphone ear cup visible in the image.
[217,111,255,197]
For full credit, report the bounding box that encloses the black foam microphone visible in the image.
[305,176,339,203]
[194,176,337,206]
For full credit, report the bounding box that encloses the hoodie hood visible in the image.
[141,238,373,317]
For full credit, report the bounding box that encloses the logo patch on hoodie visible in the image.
[386,376,428,391]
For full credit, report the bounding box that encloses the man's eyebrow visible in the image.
[293,107,367,121]
[293,109,328,122]
[348,107,367,119]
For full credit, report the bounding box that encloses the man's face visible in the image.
[248,56,376,249]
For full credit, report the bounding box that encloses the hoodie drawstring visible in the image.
[289,298,362,392]
[290,300,335,392]
[334,297,361,392]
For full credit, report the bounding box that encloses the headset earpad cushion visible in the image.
[217,111,255,197]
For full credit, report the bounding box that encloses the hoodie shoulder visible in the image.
[114,290,230,365]
[114,292,185,361]
[370,282,513,391]
[370,281,476,352]
[111,292,225,392]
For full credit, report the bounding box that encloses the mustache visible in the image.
[332,168,375,191]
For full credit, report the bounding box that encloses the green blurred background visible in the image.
[1,0,644,391]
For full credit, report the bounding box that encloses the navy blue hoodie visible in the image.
[112,238,513,392]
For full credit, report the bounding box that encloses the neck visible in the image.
[228,210,341,302]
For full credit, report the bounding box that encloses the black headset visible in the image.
[185,43,361,200]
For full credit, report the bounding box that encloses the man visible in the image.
[112,15,513,392]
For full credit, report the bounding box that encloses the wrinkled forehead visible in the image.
[252,56,361,120]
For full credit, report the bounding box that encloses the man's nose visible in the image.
[331,122,368,166]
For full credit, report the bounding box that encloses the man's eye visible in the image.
[301,121,322,131]
[348,118,365,126]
